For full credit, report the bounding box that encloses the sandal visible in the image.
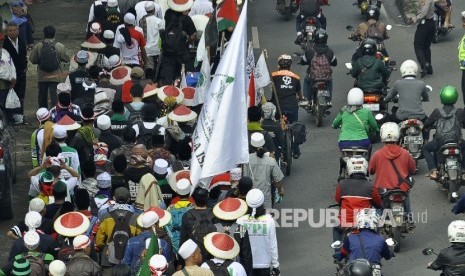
[428,170,438,180]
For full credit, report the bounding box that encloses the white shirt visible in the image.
[141,15,165,56]
[189,0,213,16]
[236,214,280,269]
[201,258,247,276]
[28,175,78,202]
[113,25,144,65]
[8,37,18,53]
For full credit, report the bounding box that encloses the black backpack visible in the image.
[190,211,216,245]
[125,103,143,126]
[161,16,186,55]
[435,107,462,145]
[137,122,163,149]
[106,210,133,264]
[39,41,60,72]
[206,259,233,276]
[291,121,307,145]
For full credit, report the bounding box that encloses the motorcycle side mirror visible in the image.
[331,241,342,249]
[346,25,354,31]
[375,113,384,121]
[345,63,353,70]
[385,238,397,247]
[389,60,397,66]
[452,192,459,198]
[426,85,433,93]
[422,248,434,256]
[386,24,392,31]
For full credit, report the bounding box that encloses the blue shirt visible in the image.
[342,230,392,265]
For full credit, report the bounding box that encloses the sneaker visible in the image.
[299,100,309,107]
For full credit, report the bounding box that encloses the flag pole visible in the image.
[263,49,283,125]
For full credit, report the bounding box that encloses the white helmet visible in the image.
[448,220,465,243]
[380,122,400,142]
[347,156,368,176]
[400,60,418,78]
[262,102,277,120]
[356,209,379,230]
[347,88,364,106]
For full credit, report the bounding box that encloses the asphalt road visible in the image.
[1,0,464,274]
[247,1,465,275]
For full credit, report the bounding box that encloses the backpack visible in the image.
[190,211,216,245]
[161,16,186,55]
[310,52,332,81]
[167,203,193,253]
[125,103,143,126]
[366,21,383,41]
[291,121,307,145]
[137,122,163,149]
[106,210,133,264]
[22,253,46,276]
[205,259,233,276]
[435,107,462,145]
[38,41,60,72]
[57,237,75,263]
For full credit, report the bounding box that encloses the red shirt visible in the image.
[369,144,416,191]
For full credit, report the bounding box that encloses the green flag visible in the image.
[137,231,159,276]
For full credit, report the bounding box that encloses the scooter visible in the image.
[296,16,322,51]
[299,80,331,127]
[338,149,370,181]
[276,0,299,21]
[432,4,453,44]
[436,141,463,202]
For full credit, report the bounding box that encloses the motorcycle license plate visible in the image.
[392,206,404,212]
[363,103,380,111]
[372,268,382,276]
[317,90,329,97]
[405,136,423,144]
[447,160,458,170]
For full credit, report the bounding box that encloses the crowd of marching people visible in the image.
[0,0,288,275]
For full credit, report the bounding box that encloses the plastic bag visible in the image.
[5,88,20,109]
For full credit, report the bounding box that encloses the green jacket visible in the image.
[332,106,379,142]
[351,55,391,91]
[458,34,465,70]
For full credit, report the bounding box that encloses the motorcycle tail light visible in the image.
[408,119,418,125]
[317,82,327,90]
[389,194,406,203]
[309,18,313,25]
[364,95,381,103]
[0,146,4,159]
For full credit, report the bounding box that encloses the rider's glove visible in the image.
[460,60,465,67]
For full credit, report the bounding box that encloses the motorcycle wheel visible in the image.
[393,227,402,252]
[285,130,293,176]
[284,7,292,21]
[315,102,324,127]
[448,180,457,203]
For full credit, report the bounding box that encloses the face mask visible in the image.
[40,183,53,196]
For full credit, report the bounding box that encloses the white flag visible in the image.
[180,67,187,89]
[194,55,211,105]
[246,42,255,88]
[190,0,249,187]
[196,31,207,63]
[254,52,271,89]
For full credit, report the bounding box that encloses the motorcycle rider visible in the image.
[261,102,285,161]
[334,209,393,266]
[427,220,465,275]
[299,29,337,107]
[349,5,389,48]
[422,85,465,180]
[350,38,391,92]
[369,122,416,226]
[384,60,429,129]
[435,0,453,28]
[294,0,329,44]
[271,54,304,123]
[334,157,383,242]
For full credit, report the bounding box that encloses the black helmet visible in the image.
[366,5,380,21]
[278,54,292,69]
[313,29,328,44]
[344,259,373,276]
[361,38,377,55]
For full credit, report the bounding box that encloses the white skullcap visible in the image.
[141,211,159,228]
[246,188,265,216]
[96,115,111,130]
[250,132,265,148]
[48,260,67,276]
[178,239,198,259]
[29,198,45,213]
[23,230,40,250]
[124,13,136,25]
[73,235,91,250]
[25,211,42,229]
[107,0,118,7]
[149,254,168,273]
[103,30,114,40]
[176,179,191,195]
[153,159,168,175]
[145,1,155,11]
[53,125,67,139]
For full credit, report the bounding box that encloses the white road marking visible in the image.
[252,26,260,49]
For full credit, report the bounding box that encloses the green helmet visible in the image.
[440,86,458,105]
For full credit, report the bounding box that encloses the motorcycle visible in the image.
[399,119,424,169]
[299,80,331,127]
[432,4,453,44]
[331,237,395,276]
[436,141,463,202]
[353,0,382,15]
[276,0,299,21]
[377,188,412,253]
[338,149,370,181]
[346,24,392,67]
[296,16,322,51]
